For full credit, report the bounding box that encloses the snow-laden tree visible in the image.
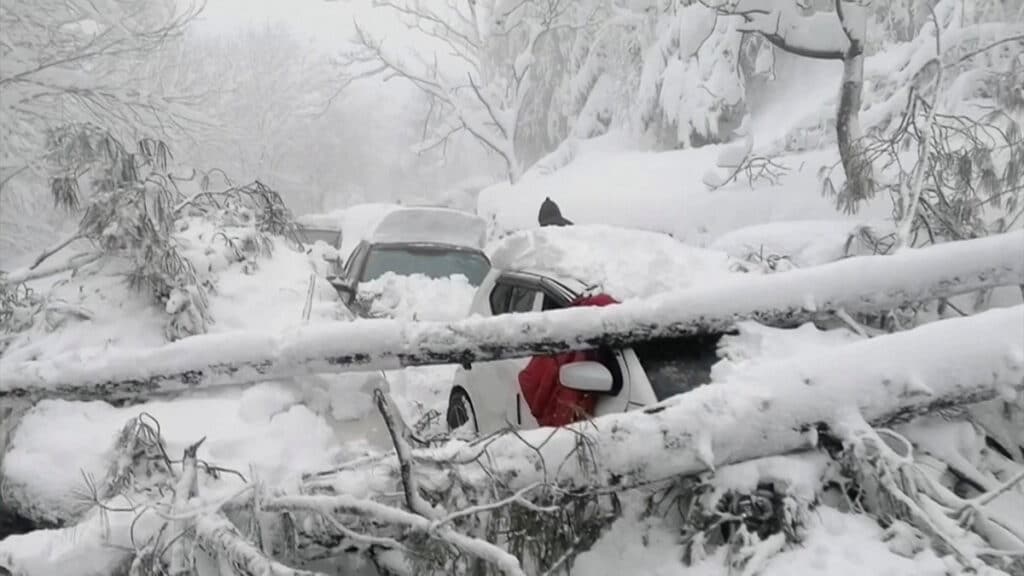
[0,0,202,266]
[707,0,1023,249]
[0,0,200,186]
[340,0,604,183]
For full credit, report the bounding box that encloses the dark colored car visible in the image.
[327,207,491,316]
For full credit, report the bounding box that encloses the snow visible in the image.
[4,230,1019,399]
[575,506,946,576]
[423,305,1024,495]
[2,389,342,524]
[369,206,488,250]
[294,202,401,260]
[712,321,864,382]
[709,452,832,505]
[1,223,345,365]
[488,224,739,300]
[477,134,892,244]
[356,272,477,320]
[710,220,891,267]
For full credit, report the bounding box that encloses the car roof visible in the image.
[370,207,487,250]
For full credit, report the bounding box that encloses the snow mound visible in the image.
[356,272,476,320]
[2,394,342,524]
[477,134,892,244]
[711,321,863,382]
[370,207,487,250]
[575,507,946,576]
[2,222,345,365]
[710,220,890,267]
[488,225,738,300]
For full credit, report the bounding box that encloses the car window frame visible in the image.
[491,273,544,316]
[344,241,369,279]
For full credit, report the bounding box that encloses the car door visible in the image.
[464,275,543,433]
[537,287,632,420]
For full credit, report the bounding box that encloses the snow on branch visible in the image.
[1,231,1022,402]
[323,305,1024,496]
[340,0,598,183]
[703,0,851,60]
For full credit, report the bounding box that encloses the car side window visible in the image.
[508,286,537,313]
[489,282,514,315]
[542,294,563,311]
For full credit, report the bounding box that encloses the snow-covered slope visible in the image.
[478,135,892,245]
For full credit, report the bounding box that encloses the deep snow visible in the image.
[3,38,1024,574]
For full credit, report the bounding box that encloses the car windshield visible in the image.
[361,245,491,286]
[632,334,722,401]
[297,227,341,248]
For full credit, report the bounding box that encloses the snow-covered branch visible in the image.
[344,0,597,183]
[712,0,873,210]
[708,0,850,59]
[1,231,1022,402]
[325,305,1024,496]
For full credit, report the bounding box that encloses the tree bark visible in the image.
[834,0,871,212]
[1,231,1022,404]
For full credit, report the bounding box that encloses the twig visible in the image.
[28,233,83,270]
[895,8,943,250]
[430,482,557,530]
[2,251,102,286]
[373,388,438,519]
[835,308,870,338]
[193,512,324,576]
[262,494,526,576]
[168,437,203,576]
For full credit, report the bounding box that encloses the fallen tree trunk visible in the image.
[315,306,1024,497]
[2,231,1022,403]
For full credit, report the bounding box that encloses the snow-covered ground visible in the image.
[3,38,1023,576]
[575,505,948,576]
[478,134,893,247]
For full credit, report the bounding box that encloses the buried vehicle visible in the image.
[294,213,345,250]
[328,207,491,317]
[446,224,741,434]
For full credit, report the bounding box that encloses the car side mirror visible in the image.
[559,361,614,393]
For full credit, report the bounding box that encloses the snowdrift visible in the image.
[488,225,738,300]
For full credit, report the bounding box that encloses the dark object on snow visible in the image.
[538,196,573,227]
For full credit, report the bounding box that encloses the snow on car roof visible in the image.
[370,207,487,250]
[295,213,343,229]
[488,225,738,300]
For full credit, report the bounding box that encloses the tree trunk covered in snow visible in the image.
[314,306,1024,497]
[834,0,872,210]
[1,231,1022,404]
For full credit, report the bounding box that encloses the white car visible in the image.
[446,225,735,434]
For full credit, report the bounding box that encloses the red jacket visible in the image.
[518,293,619,427]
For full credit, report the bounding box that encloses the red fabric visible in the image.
[518,293,620,427]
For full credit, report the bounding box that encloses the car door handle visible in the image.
[516,393,522,425]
